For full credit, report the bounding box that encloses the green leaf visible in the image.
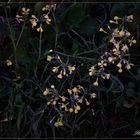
[128,82,135,88]
[65,4,85,28]
[71,39,81,55]
[43,25,56,43]
[34,2,46,14]
[79,18,98,35]
[133,93,140,103]
[110,4,125,18]
[116,96,124,108]
[19,27,31,44]
[29,37,39,49]
[137,68,140,74]
[136,74,140,81]
[133,4,140,24]
[109,76,124,93]
[126,88,135,97]
[0,22,9,36]
[16,44,27,62]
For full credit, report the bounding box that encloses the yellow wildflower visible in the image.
[30,15,38,28]
[134,130,140,136]
[72,87,78,94]
[121,44,129,52]
[51,85,55,89]
[89,66,96,76]
[69,108,74,112]
[125,31,131,37]
[48,49,53,53]
[47,101,51,105]
[43,88,49,96]
[93,78,99,86]
[63,68,66,76]
[16,15,24,21]
[6,59,12,66]
[57,71,63,79]
[51,4,56,10]
[98,60,107,68]
[22,7,30,15]
[114,16,121,21]
[52,66,58,73]
[74,109,78,114]
[77,85,84,90]
[113,28,120,37]
[54,122,59,127]
[105,74,110,79]
[127,15,134,22]
[47,55,53,61]
[91,93,96,98]
[132,40,136,44]
[116,62,122,68]
[109,20,117,24]
[54,119,63,127]
[75,105,81,111]
[126,63,133,70]
[68,66,75,74]
[58,121,63,127]
[108,57,113,63]
[42,5,50,11]
[30,19,37,28]
[119,30,125,37]
[99,28,107,33]
[86,100,90,106]
[126,64,131,70]
[44,15,51,24]
[37,25,43,32]
[60,96,67,102]
[99,28,104,32]
[61,103,66,109]
[52,100,56,106]
[118,69,123,73]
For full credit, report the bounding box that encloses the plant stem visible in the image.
[55,51,96,62]
[38,30,42,61]
[5,7,18,68]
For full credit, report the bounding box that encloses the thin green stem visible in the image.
[34,29,42,79]
[38,30,42,61]
[15,21,26,49]
[4,7,18,68]
[55,51,96,62]
[76,44,106,56]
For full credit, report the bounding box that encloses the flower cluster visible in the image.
[30,14,51,32]
[14,10,137,128]
[5,59,12,66]
[16,4,56,32]
[42,84,96,127]
[47,50,76,79]
[54,117,63,127]
[41,15,136,127]
[16,7,30,22]
[89,15,136,86]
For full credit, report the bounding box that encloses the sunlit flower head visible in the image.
[44,15,51,24]
[43,88,50,96]
[37,25,43,32]
[22,7,30,15]
[6,59,12,66]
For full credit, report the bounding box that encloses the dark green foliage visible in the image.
[0,1,140,139]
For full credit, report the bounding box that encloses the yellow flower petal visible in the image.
[72,87,78,94]
[6,59,12,66]
[37,26,43,32]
